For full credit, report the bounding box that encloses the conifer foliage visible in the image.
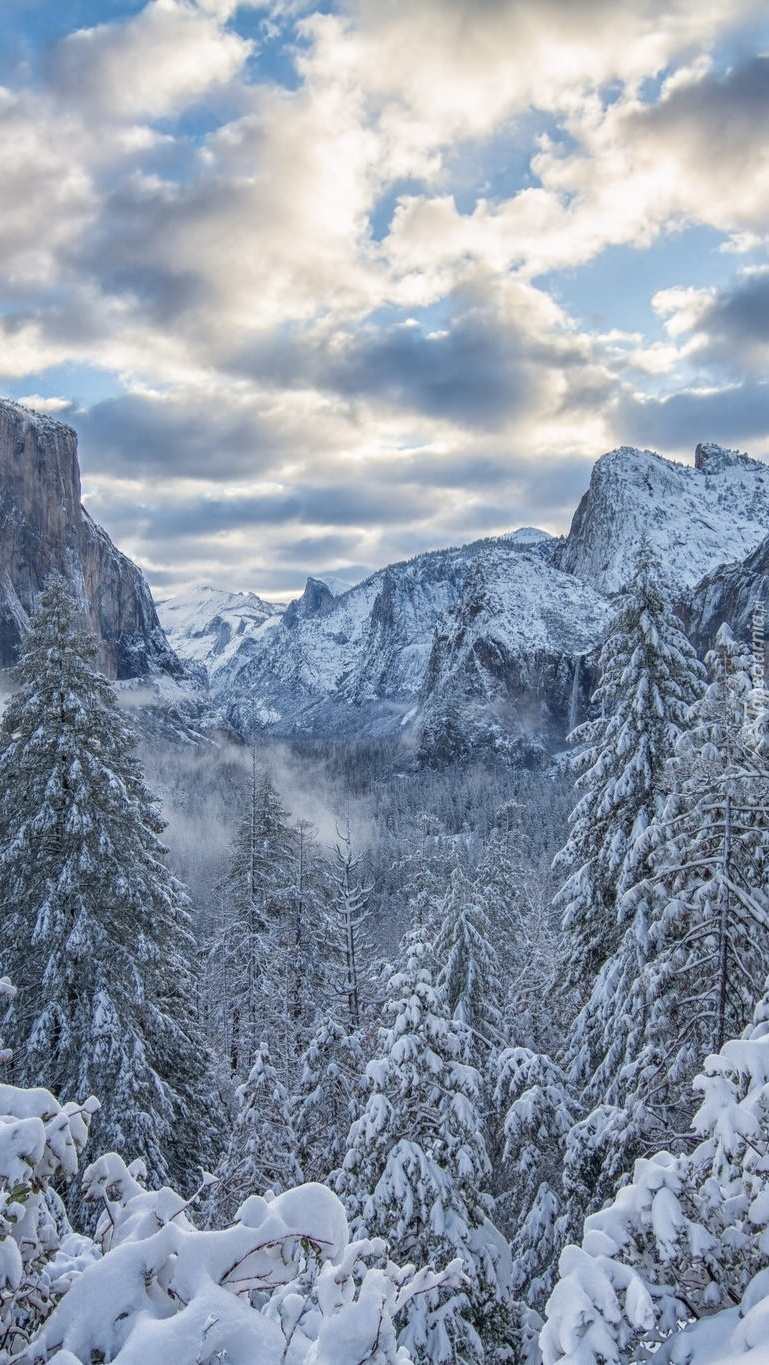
[554,543,705,992]
[0,575,217,1189]
[338,933,513,1362]
[621,623,769,1145]
[207,1041,302,1225]
[434,863,503,1060]
[208,756,296,1077]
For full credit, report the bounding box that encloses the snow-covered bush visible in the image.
[22,1151,459,1363]
[540,1016,769,1364]
[0,1067,98,1356]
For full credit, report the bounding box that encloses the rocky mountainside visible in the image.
[416,547,610,764]
[0,399,182,679]
[559,443,769,594]
[10,396,767,760]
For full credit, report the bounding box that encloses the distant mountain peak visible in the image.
[694,441,756,475]
[559,443,769,595]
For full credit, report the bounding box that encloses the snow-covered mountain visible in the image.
[559,442,769,594]
[157,585,284,685]
[9,395,768,760]
[159,534,605,753]
[416,546,611,763]
[0,399,182,679]
[156,438,769,756]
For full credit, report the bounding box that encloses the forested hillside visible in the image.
[1,536,769,1362]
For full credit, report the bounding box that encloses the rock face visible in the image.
[416,548,610,764]
[283,577,337,628]
[684,533,769,658]
[0,399,181,679]
[559,444,769,595]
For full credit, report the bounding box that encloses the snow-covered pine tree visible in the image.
[206,1041,303,1226]
[553,541,705,995]
[284,818,328,1035]
[477,801,560,1052]
[541,974,769,1365]
[507,553,705,1314]
[434,863,504,1063]
[493,1046,580,1310]
[337,933,514,1362]
[294,1015,367,1184]
[325,820,374,1032]
[208,756,296,1077]
[621,622,769,1148]
[0,575,218,1191]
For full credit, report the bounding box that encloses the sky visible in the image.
[2,0,769,601]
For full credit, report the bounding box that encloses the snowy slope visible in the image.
[158,586,284,685]
[560,443,769,594]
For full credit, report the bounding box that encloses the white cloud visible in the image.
[51,0,251,121]
[1,0,769,594]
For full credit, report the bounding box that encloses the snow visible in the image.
[23,1149,453,1363]
[157,585,283,682]
[560,444,769,594]
[504,527,554,546]
[316,574,356,597]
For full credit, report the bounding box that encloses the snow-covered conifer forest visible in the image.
[3,411,769,1362]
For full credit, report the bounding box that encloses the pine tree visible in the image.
[553,542,705,994]
[622,623,769,1147]
[294,1015,367,1183]
[478,801,564,1054]
[325,820,373,1032]
[509,553,705,1313]
[0,575,218,1190]
[337,933,513,1362]
[493,1046,579,1309]
[541,981,769,1365]
[434,864,504,1062]
[206,1041,302,1226]
[208,756,296,1077]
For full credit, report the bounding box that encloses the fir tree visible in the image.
[208,756,295,1077]
[325,820,373,1032]
[206,1041,302,1226]
[479,801,565,1054]
[553,542,704,994]
[0,575,218,1190]
[493,1046,579,1309]
[337,934,513,1362]
[622,623,769,1146]
[294,1015,367,1184]
[434,863,504,1061]
[541,978,769,1365]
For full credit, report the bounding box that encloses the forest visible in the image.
[1,553,769,1365]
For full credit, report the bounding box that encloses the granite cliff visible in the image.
[0,399,181,679]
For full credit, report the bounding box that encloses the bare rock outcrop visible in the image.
[0,398,182,679]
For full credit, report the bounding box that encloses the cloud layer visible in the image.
[3,0,769,597]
